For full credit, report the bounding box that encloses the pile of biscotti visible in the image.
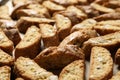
[0,0,120,80]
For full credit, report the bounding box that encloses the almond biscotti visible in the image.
[59,60,85,80]
[115,48,120,65]
[15,77,24,80]
[54,14,72,41]
[14,57,58,80]
[34,45,84,70]
[0,29,14,54]
[39,24,59,48]
[16,17,55,33]
[15,26,41,59]
[109,71,120,80]
[59,29,98,48]
[0,49,14,66]
[0,66,11,80]
[82,31,120,57]
[89,46,113,80]
[71,19,97,33]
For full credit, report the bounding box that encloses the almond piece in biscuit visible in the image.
[59,60,85,80]
[89,46,113,80]
[14,57,58,80]
[0,66,11,80]
[15,26,41,59]
[0,29,14,54]
[54,14,72,41]
[34,45,84,69]
[39,24,60,48]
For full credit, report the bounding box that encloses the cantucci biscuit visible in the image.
[15,77,24,80]
[34,45,84,69]
[82,31,120,57]
[14,57,58,80]
[16,17,55,33]
[39,24,59,48]
[71,19,97,33]
[59,60,85,80]
[59,29,98,48]
[0,66,11,80]
[89,47,113,80]
[54,14,72,41]
[42,1,65,13]
[0,29,14,54]
[0,49,14,66]
[15,26,41,59]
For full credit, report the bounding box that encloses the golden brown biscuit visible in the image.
[59,29,98,48]
[42,1,65,13]
[34,45,84,70]
[16,17,55,33]
[54,14,72,41]
[82,31,120,57]
[71,19,97,33]
[89,46,113,80]
[14,57,58,80]
[39,24,60,48]
[15,26,41,59]
[59,60,85,80]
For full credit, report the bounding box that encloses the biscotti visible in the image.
[89,46,113,80]
[115,48,120,65]
[59,60,85,80]
[0,66,11,80]
[0,49,14,66]
[14,57,58,80]
[71,19,97,33]
[54,14,72,41]
[90,3,115,13]
[34,45,84,69]
[94,25,120,35]
[42,1,65,13]
[0,29,14,54]
[15,3,50,19]
[15,26,41,59]
[59,29,98,48]
[82,31,120,57]
[109,71,120,80]
[39,24,59,48]
[16,17,55,33]
[94,12,120,21]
